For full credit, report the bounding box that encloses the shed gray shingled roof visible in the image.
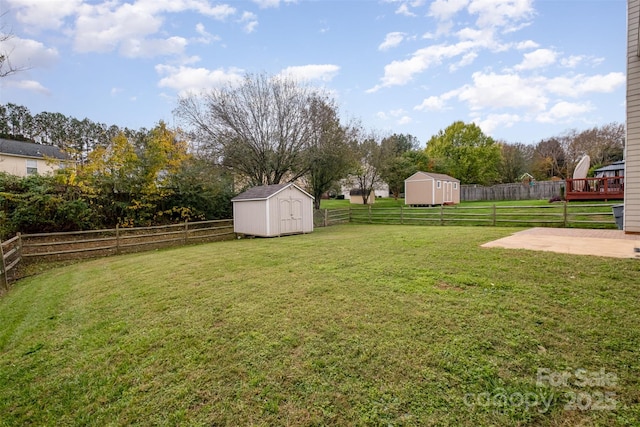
[0,138,68,160]
[231,183,291,201]
[594,160,625,173]
[410,171,460,181]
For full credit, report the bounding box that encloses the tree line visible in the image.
[0,73,625,236]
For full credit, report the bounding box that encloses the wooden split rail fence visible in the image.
[345,203,618,228]
[0,219,234,291]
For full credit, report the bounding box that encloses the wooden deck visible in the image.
[565,176,624,201]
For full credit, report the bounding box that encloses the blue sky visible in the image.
[0,0,627,146]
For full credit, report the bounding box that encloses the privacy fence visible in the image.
[461,181,563,201]
[0,219,234,291]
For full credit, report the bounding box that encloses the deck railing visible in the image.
[565,176,624,201]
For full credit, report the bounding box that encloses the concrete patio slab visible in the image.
[482,227,640,259]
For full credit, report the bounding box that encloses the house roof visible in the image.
[0,138,68,160]
[231,182,314,202]
[594,160,625,173]
[349,188,372,196]
[406,171,460,182]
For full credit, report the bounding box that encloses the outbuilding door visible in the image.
[444,181,453,203]
[279,198,303,234]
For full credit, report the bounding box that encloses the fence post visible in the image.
[0,237,7,292]
[563,201,568,227]
[368,205,372,223]
[115,225,120,255]
[440,204,444,225]
[400,205,404,225]
[324,209,328,227]
[184,220,189,244]
[492,205,496,226]
[14,232,22,284]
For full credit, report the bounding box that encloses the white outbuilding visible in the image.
[231,183,314,237]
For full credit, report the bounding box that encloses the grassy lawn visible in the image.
[1,225,638,426]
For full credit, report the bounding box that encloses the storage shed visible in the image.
[231,183,314,237]
[349,188,375,204]
[404,171,460,206]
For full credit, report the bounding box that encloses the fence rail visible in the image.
[319,202,618,229]
[0,219,234,291]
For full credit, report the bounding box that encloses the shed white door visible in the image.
[279,198,303,234]
[444,181,453,203]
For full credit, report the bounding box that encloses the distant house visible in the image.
[231,183,314,237]
[0,138,69,177]
[339,181,389,200]
[404,171,460,206]
[349,188,376,204]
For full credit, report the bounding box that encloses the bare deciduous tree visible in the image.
[0,13,25,78]
[348,127,385,205]
[175,73,333,187]
[305,97,354,209]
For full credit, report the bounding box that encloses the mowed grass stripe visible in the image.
[0,225,638,426]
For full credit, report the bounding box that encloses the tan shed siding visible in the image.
[233,200,268,236]
[434,181,443,205]
[405,179,433,205]
[453,182,461,204]
[626,0,640,232]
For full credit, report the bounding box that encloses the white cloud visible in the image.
[1,36,59,69]
[252,0,297,8]
[7,0,82,31]
[468,0,535,29]
[514,48,557,70]
[368,40,477,91]
[472,113,521,135]
[120,36,189,58]
[396,4,417,17]
[68,1,236,57]
[377,111,390,120]
[414,95,447,111]
[449,52,478,71]
[429,0,468,21]
[537,101,593,123]
[279,64,340,82]
[376,108,412,124]
[414,70,623,132]
[194,23,220,44]
[560,55,585,68]
[156,64,244,95]
[74,3,164,54]
[239,11,258,33]
[457,72,548,112]
[379,32,406,51]
[516,40,539,50]
[546,73,625,97]
[3,79,51,95]
[397,115,413,125]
